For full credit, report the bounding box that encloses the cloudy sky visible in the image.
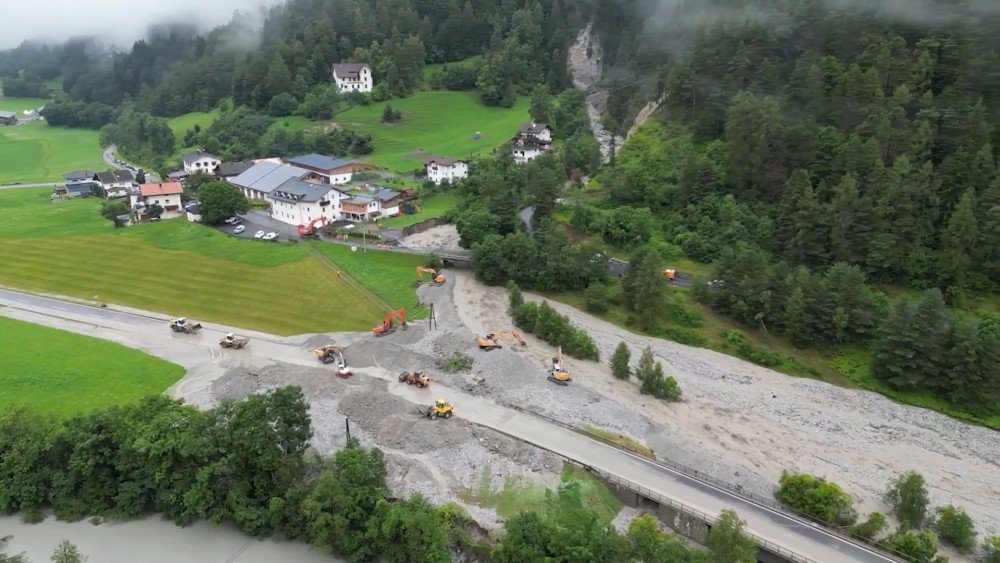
[1,0,283,49]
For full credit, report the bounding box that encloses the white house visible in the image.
[185,204,202,223]
[131,181,184,220]
[228,161,312,200]
[181,150,221,174]
[340,194,382,221]
[517,123,552,144]
[331,63,373,93]
[423,156,468,185]
[364,187,404,217]
[95,169,137,199]
[283,153,373,185]
[267,178,347,226]
[512,140,545,164]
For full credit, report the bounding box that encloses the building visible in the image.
[283,153,373,185]
[181,151,221,174]
[61,170,97,197]
[131,181,184,220]
[214,160,255,179]
[228,161,312,200]
[331,63,373,93]
[516,123,553,143]
[267,179,348,226]
[512,123,554,164]
[512,140,547,164]
[0,111,16,125]
[365,187,405,217]
[423,156,468,185]
[95,169,137,199]
[340,194,383,221]
[185,204,202,223]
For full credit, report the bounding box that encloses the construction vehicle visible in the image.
[421,398,454,420]
[219,333,250,349]
[168,317,202,334]
[313,344,352,377]
[663,268,676,281]
[547,346,572,385]
[398,371,431,388]
[372,308,406,336]
[415,266,446,286]
[476,330,526,351]
[297,215,329,239]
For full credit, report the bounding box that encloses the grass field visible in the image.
[167,110,220,137]
[0,316,184,418]
[0,188,392,334]
[333,91,529,172]
[0,120,104,184]
[310,241,430,315]
[379,192,458,227]
[0,96,50,113]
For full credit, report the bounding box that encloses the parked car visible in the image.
[233,225,246,234]
[262,232,278,241]
[254,230,266,239]
[232,216,243,224]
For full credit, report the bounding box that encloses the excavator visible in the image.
[313,344,352,377]
[547,346,572,385]
[168,317,202,334]
[415,266,446,286]
[372,308,406,336]
[219,332,250,349]
[476,330,525,351]
[297,215,329,239]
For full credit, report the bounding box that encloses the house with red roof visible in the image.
[130,181,184,220]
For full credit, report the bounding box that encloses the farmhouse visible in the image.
[131,181,183,220]
[511,123,554,164]
[364,186,405,217]
[61,170,97,197]
[423,155,468,185]
[511,139,548,164]
[283,153,373,185]
[516,122,553,143]
[331,63,373,93]
[181,150,221,174]
[95,169,137,199]
[340,194,381,222]
[228,161,311,200]
[214,160,255,179]
[0,110,16,125]
[267,178,348,226]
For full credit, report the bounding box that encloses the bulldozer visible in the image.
[415,266,446,286]
[547,346,572,385]
[219,333,250,349]
[420,398,454,420]
[313,344,352,377]
[476,330,525,351]
[372,308,406,337]
[168,317,202,334]
[297,215,329,239]
[398,371,431,388]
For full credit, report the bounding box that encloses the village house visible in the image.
[340,194,381,221]
[365,186,405,217]
[512,139,547,164]
[331,63,373,93]
[511,122,554,164]
[283,153,373,185]
[181,150,221,174]
[0,111,16,125]
[228,161,312,201]
[130,181,183,220]
[95,169,137,199]
[267,179,348,226]
[60,170,97,197]
[185,204,202,223]
[516,122,553,143]
[423,156,468,185]
[214,160,255,180]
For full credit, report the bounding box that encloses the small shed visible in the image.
[0,110,17,125]
[186,204,202,223]
[113,215,133,228]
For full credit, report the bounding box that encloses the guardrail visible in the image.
[511,405,907,563]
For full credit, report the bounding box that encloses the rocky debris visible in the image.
[567,22,622,162]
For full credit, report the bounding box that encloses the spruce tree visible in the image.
[611,342,631,380]
[937,188,978,292]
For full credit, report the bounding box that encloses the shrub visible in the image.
[984,535,1000,563]
[512,301,599,361]
[440,353,473,372]
[885,471,929,530]
[933,505,976,552]
[775,472,857,526]
[506,281,524,309]
[636,347,682,401]
[851,512,887,541]
[611,343,631,380]
[657,326,707,347]
[721,330,786,368]
[584,282,610,314]
[882,529,939,563]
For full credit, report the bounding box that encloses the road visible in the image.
[0,287,897,563]
[0,182,63,190]
[103,144,160,181]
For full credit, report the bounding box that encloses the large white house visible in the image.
[423,156,468,185]
[517,123,552,143]
[282,153,372,185]
[511,122,554,165]
[131,182,183,220]
[331,63,373,93]
[228,161,312,200]
[95,169,137,199]
[267,178,348,226]
[181,151,221,174]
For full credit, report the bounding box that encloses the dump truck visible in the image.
[219,333,250,349]
[168,317,202,334]
[398,371,431,388]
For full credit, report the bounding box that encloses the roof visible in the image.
[364,187,401,202]
[0,110,16,119]
[423,155,463,167]
[168,170,189,179]
[215,160,255,177]
[229,162,310,194]
[284,153,355,172]
[269,178,337,204]
[96,169,135,184]
[181,150,218,164]
[65,184,92,193]
[342,194,375,205]
[518,122,551,135]
[139,182,183,196]
[331,63,369,79]
[63,170,95,181]
[186,204,200,214]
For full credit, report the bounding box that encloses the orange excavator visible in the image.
[476,330,526,351]
[415,266,446,286]
[372,308,406,336]
[298,215,329,239]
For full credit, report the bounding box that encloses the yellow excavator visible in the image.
[313,344,352,377]
[476,330,526,351]
[415,266,446,286]
[547,346,571,385]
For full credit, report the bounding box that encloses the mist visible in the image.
[0,0,286,49]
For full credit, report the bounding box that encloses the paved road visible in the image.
[0,287,897,563]
[0,182,63,190]
[103,144,160,181]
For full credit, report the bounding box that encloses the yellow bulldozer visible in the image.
[547,346,572,385]
[421,398,454,420]
[415,266,446,286]
[476,330,526,351]
[219,333,250,349]
[168,317,202,334]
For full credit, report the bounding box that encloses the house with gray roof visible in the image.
[181,150,220,174]
[214,160,255,179]
[228,161,311,200]
[59,170,97,197]
[95,169,137,199]
[267,178,349,227]
[0,110,16,125]
[282,153,374,185]
[331,63,373,93]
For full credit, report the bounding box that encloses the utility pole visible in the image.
[429,303,437,330]
[345,417,352,446]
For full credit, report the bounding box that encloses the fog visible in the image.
[0,0,285,49]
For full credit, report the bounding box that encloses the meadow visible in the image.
[378,192,458,227]
[0,316,184,418]
[0,119,104,184]
[310,241,432,316]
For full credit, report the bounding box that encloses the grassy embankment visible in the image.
[378,192,459,228]
[0,316,184,418]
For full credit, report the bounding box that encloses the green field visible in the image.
[0,316,184,418]
[379,192,458,227]
[310,241,431,314]
[167,109,220,137]
[0,187,408,335]
[0,120,104,184]
[333,91,529,172]
[0,96,49,113]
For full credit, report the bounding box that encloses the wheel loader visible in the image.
[398,371,431,388]
[169,317,202,334]
[420,398,454,420]
[219,333,250,349]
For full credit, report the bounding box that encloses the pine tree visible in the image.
[611,342,631,380]
[871,300,922,389]
[529,84,552,125]
[937,189,978,292]
[633,250,665,332]
[828,173,869,264]
[782,170,827,267]
[944,321,985,403]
